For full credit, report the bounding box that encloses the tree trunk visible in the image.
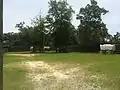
[33,46,36,53]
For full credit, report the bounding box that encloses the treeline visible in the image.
[3,0,120,53]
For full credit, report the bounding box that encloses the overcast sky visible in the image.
[3,0,120,35]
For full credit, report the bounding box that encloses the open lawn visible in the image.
[3,52,120,90]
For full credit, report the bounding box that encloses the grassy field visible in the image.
[3,52,120,90]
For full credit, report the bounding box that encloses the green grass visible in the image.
[3,52,120,90]
[34,53,120,77]
[4,55,24,64]
[4,55,33,90]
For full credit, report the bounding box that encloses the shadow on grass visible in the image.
[6,51,120,56]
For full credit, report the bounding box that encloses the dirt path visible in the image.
[22,61,105,90]
[7,54,36,57]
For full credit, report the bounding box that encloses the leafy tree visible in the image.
[104,34,113,44]
[15,22,33,47]
[3,33,13,49]
[3,32,26,52]
[3,32,21,46]
[15,14,48,52]
[112,32,120,44]
[76,0,109,52]
[31,15,49,52]
[47,0,74,52]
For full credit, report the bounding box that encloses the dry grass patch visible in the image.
[7,54,36,57]
[22,61,107,90]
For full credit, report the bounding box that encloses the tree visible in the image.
[47,0,74,52]
[112,32,120,44]
[3,32,18,48]
[31,14,48,52]
[104,34,113,44]
[3,31,30,52]
[15,22,33,48]
[76,0,109,52]
[15,14,49,53]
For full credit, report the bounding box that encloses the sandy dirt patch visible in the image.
[22,61,108,90]
[8,54,36,57]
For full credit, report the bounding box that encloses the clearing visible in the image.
[4,53,120,90]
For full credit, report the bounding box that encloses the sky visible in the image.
[3,0,120,35]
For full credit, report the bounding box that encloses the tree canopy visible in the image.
[47,0,75,52]
[3,0,120,53]
[76,0,109,52]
